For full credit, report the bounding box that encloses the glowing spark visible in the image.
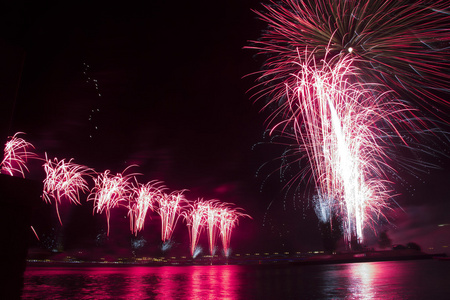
[42,155,92,225]
[193,246,203,259]
[1,132,35,177]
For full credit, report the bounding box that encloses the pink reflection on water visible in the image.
[333,261,409,299]
[24,265,241,299]
[347,263,377,299]
[25,261,448,299]
[190,265,236,300]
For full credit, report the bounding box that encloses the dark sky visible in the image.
[1,1,449,255]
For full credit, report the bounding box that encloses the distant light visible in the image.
[348,47,353,53]
[438,224,449,227]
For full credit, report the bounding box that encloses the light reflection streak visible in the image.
[190,266,235,300]
[348,263,376,299]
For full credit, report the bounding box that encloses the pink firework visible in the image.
[156,190,187,243]
[128,179,165,236]
[249,0,450,247]
[1,132,35,177]
[43,155,93,224]
[204,200,222,256]
[182,199,210,258]
[88,169,134,235]
[218,205,250,257]
[249,0,450,117]
[271,50,401,244]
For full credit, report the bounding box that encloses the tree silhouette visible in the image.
[378,230,392,249]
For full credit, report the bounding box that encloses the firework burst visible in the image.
[249,0,450,114]
[204,200,222,256]
[128,179,165,236]
[249,0,450,247]
[42,155,93,224]
[1,132,35,177]
[252,47,408,244]
[218,204,250,257]
[156,190,187,243]
[182,199,210,257]
[88,169,134,235]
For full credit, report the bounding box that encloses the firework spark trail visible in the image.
[218,204,251,257]
[88,169,134,236]
[42,155,92,225]
[156,190,187,243]
[128,180,165,236]
[249,0,450,113]
[204,200,222,256]
[182,199,210,257]
[1,132,35,177]
[30,225,40,241]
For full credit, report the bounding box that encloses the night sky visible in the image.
[1,1,449,256]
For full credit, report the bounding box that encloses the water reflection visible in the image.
[23,260,450,299]
[190,266,236,299]
[24,265,240,299]
[319,261,416,299]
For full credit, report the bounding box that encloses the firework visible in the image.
[204,200,222,256]
[249,0,450,113]
[182,199,210,258]
[247,0,449,246]
[42,155,92,224]
[291,51,398,243]
[156,190,187,243]
[128,179,165,235]
[1,132,35,177]
[253,46,403,244]
[88,169,134,235]
[218,204,250,257]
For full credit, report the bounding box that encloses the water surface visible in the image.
[23,260,450,299]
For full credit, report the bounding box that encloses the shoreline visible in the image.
[25,250,448,268]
